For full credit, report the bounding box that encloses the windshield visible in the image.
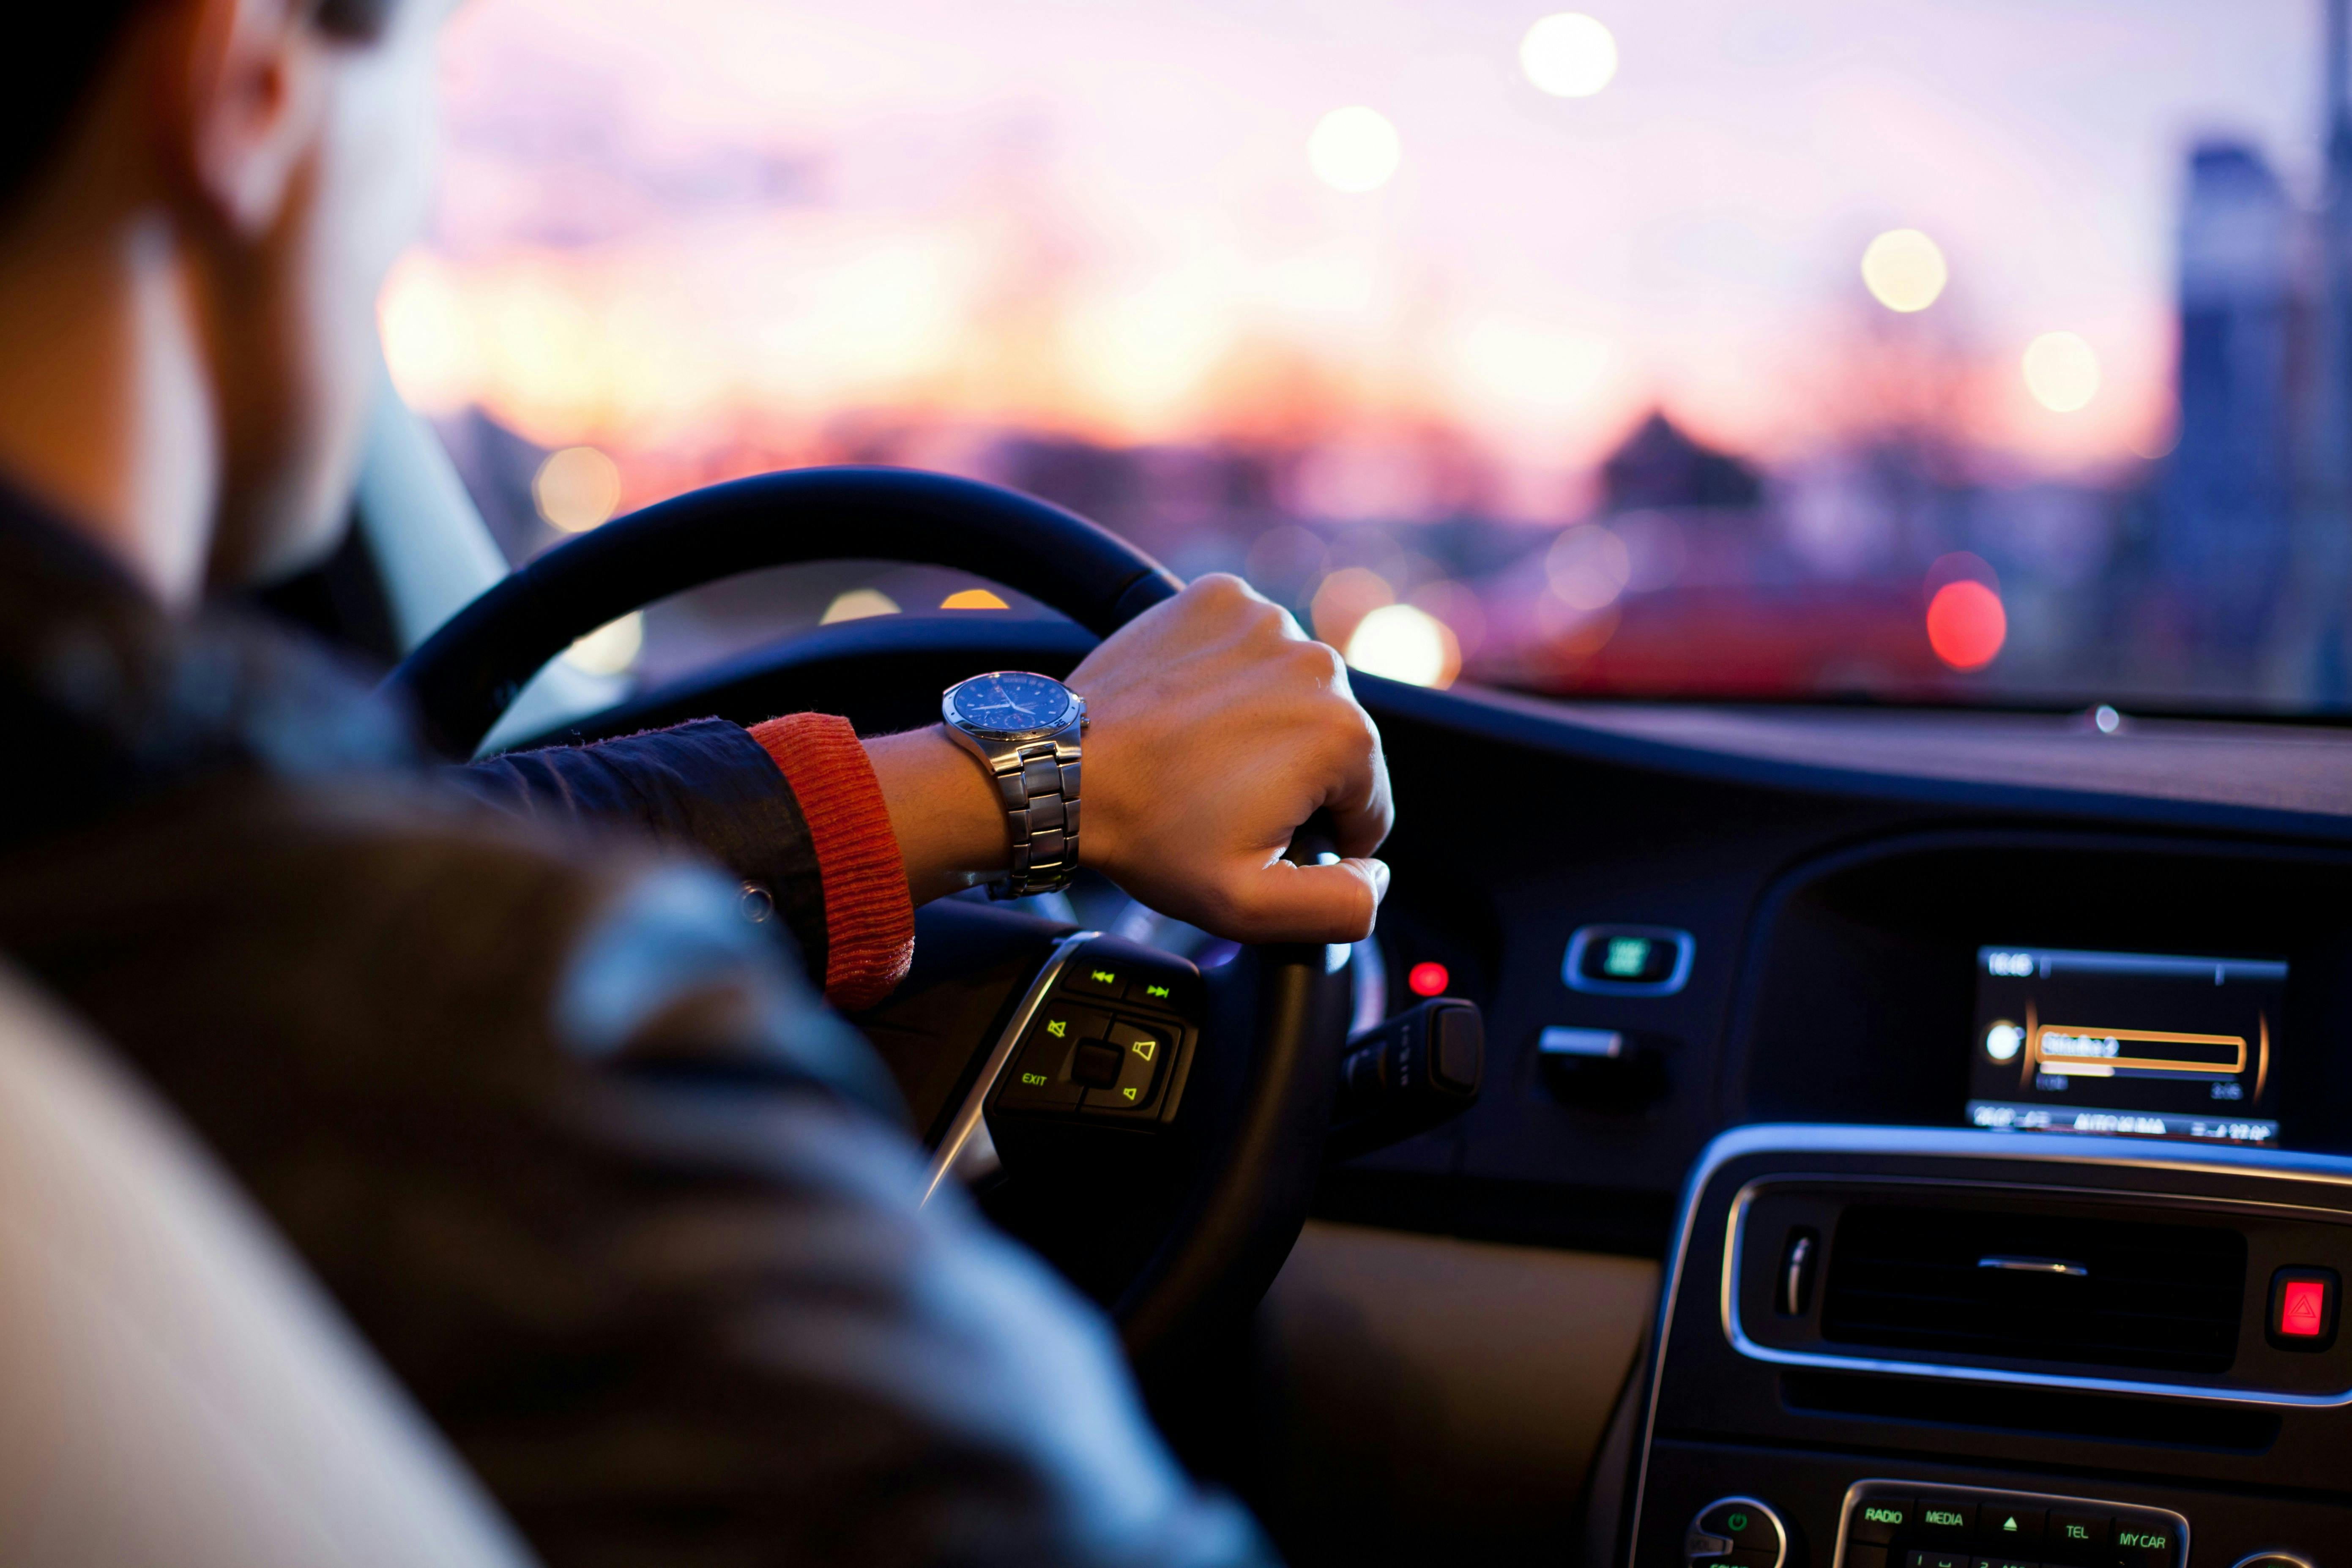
[391,1,2341,714]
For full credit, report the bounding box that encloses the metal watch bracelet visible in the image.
[988,737,1081,899]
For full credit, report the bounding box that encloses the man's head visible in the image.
[0,0,450,603]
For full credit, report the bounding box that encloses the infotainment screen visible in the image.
[1965,945,2286,1146]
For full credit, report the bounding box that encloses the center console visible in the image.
[1622,1126,2352,1568]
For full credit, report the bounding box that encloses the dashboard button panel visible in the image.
[1840,1483,2185,1568]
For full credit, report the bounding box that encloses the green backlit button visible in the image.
[997,1004,1111,1111]
[1915,1497,1977,1539]
[1082,1019,1167,1115]
[1983,1507,2044,1549]
[1849,1497,1914,1546]
[1062,959,1125,1000]
[2113,1519,2177,1568]
[2045,1510,2109,1557]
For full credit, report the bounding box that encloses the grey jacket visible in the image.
[0,494,1274,1568]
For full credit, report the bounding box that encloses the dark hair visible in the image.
[0,0,399,217]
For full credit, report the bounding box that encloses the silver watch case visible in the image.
[940,673,1087,899]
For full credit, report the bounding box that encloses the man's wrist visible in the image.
[864,724,1015,904]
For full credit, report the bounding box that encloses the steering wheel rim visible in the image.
[383,464,1350,1363]
[386,465,1184,760]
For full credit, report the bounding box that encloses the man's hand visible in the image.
[1068,575,1392,944]
[866,575,1392,943]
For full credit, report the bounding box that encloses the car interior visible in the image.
[14,3,2352,1568]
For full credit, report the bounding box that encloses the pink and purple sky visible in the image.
[383,0,2323,513]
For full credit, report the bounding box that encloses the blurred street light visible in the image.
[1519,13,1619,98]
[2023,331,2101,412]
[1860,229,1949,313]
[1308,107,1402,192]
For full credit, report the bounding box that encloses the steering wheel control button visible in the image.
[997,1003,1112,1111]
[1850,1497,1915,1545]
[2046,1511,2109,1556]
[1563,924,1695,996]
[1083,1019,1167,1113]
[1070,1039,1122,1090]
[1063,958,1127,1000]
[2268,1266,2339,1350]
[1687,1498,1784,1568]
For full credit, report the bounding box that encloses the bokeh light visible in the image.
[2023,331,2102,412]
[1925,580,2007,669]
[564,611,644,675]
[533,447,623,532]
[941,588,1011,609]
[1407,961,1451,997]
[1308,107,1402,193]
[1518,13,1619,98]
[1545,523,1633,610]
[1310,565,1397,650]
[1860,229,1949,314]
[820,588,900,623]
[1345,603,1461,688]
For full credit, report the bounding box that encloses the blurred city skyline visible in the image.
[388,0,2315,489]
[386,1,2352,709]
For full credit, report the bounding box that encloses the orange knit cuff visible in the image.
[746,713,915,1012]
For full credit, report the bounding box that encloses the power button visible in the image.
[1688,1497,1789,1568]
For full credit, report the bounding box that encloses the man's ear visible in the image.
[164,0,337,237]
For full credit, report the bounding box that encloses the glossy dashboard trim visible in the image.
[1719,1175,2352,1407]
[1624,1124,2352,1568]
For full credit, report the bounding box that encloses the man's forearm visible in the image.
[862,725,1012,904]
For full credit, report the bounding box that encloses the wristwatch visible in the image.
[940,670,1087,899]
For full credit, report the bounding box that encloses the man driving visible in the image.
[0,0,1392,1563]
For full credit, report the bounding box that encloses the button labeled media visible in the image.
[1916,1497,1978,1539]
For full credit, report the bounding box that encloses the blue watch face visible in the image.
[949,671,1073,735]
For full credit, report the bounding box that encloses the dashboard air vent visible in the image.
[1819,1204,2245,1374]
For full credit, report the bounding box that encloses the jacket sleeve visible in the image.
[448,716,915,1009]
[0,779,1277,1568]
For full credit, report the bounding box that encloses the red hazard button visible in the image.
[2269,1268,2339,1351]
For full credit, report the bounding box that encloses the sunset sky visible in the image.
[382,0,2326,511]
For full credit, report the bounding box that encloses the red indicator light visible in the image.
[1407,961,1450,997]
[2281,1279,2327,1338]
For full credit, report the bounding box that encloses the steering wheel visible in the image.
[384,466,1354,1366]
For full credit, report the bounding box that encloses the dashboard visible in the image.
[1336,682,2352,1254]
[1339,679,2352,1568]
[555,612,2352,1566]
